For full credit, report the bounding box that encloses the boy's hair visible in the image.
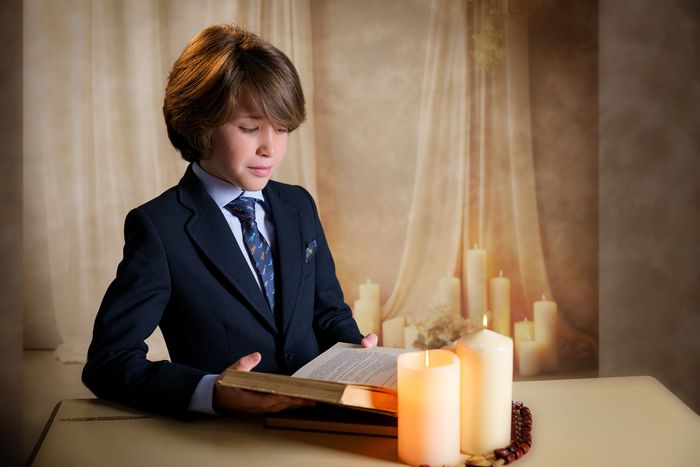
[163,24,306,162]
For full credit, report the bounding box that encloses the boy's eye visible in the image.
[239,126,258,134]
[276,128,290,134]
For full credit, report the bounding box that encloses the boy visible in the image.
[82,24,377,417]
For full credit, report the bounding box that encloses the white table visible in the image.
[29,376,698,466]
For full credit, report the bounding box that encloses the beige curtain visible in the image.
[383,0,552,323]
[23,0,317,362]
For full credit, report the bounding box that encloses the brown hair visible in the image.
[163,24,306,162]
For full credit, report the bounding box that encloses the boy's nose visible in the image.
[256,128,276,158]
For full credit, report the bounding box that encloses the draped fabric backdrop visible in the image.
[23,0,317,362]
[383,0,553,323]
[24,0,596,370]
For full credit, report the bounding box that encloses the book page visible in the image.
[292,343,414,390]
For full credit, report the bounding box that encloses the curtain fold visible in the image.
[23,0,317,362]
[384,0,554,325]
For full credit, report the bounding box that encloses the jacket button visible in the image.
[285,351,293,361]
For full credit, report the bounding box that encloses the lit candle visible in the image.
[534,295,558,372]
[467,245,487,326]
[397,349,461,466]
[382,316,405,348]
[489,270,511,336]
[513,318,535,370]
[437,274,462,318]
[456,316,513,454]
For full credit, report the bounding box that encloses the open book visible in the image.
[217,343,413,415]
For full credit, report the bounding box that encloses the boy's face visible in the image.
[201,93,289,191]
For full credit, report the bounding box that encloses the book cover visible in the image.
[264,403,397,437]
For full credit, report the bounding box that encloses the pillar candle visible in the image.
[397,350,461,466]
[359,278,380,301]
[437,274,462,318]
[513,318,535,371]
[534,295,558,372]
[518,339,541,377]
[404,325,421,349]
[489,270,511,336]
[382,316,405,348]
[467,245,487,326]
[456,323,513,454]
[353,298,380,336]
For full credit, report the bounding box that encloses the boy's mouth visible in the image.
[249,166,273,177]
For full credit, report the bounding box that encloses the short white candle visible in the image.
[489,270,511,336]
[518,339,541,377]
[398,350,461,467]
[467,245,487,326]
[437,274,462,318]
[381,316,405,348]
[456,316,513,454]
[403,325,421,349]
[513,318,535,371]
[359,278,380,301]
[353,298,380,336]
[534,295,558,372]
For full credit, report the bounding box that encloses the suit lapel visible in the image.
[264,183,303,336]
[177,166,277,332]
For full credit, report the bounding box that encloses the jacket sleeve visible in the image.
[82,207,206,417]
[298,188,365,349]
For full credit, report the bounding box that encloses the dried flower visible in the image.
[409,305,476,349]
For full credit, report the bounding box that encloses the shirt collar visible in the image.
[192,162,265,208]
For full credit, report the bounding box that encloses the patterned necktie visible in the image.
[226,197,275,312]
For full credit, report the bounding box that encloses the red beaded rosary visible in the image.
[463,401,533,467]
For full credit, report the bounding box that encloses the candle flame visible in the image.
[473,243,478,249]
[366,278,371,284]
[499,270,504,277]
[541,294,546,301]
[425,350,430,368]
[482,314,488,328]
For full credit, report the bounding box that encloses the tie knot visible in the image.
[227,197,258,225]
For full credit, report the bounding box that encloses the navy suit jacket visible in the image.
[82,165,363,416]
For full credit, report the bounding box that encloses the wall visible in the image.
[0,1,23,465]
[599,0,700,413]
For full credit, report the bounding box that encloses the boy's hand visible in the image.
[213,352,313,415]
[360,333,378,348]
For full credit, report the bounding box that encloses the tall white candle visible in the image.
[467,245,487,326]
[437,274,462,318]
[381,316,405,348]
[489,270,511,336]
[398,350,461,466]
[534,295,558,372]
[456,318,513,454]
